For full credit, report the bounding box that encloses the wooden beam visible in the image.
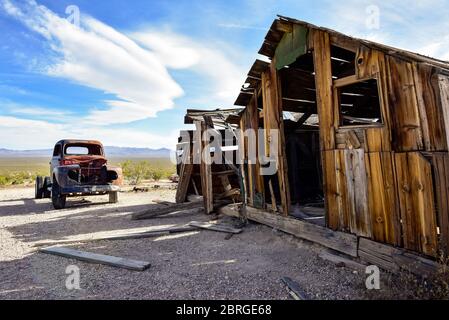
[281,277,309,300]
[189,221,242,234]
[261,60,291,215]
[197,118,214,214]
[40,247,151,271]
[219,204,358,257]
[131,200,203,220]
[359,238,440,276]
[312,29,335,150]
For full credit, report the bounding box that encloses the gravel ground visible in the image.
[0,187,403,300]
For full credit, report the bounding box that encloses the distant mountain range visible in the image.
[0,146,173,158]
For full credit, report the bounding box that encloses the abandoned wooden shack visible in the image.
[177,16,449,272]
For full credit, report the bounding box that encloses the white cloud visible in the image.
[1,0,184,125]
[132,30,246,105]
[0,0,248,150]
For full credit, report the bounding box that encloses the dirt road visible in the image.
[0,187,399,299]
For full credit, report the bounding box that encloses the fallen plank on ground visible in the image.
[281,277,308,300]
[33,225,198,247]
[131,200,203,220]
[189,221,242,234]
[40,247,151,271]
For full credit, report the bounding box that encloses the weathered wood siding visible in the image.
[313,34,449,257]
[238,23,449,258]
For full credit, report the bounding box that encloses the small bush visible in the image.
[119,159,175,185]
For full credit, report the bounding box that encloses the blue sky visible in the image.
[1,0,449,150]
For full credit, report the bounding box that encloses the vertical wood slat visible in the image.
[323,149,371,237]
[413,64,448,151]
[312,30,335,151]
[438,74,449,151]
[344,149,371,237]
[175,153,193,204]
[429,153,449,256]
[387,56,424,152]
[245,92,264,206]
[365,152,401,245]
[261,60,290,215]
[239,110,253,206]
[395,152,438,256]
[323,150,340,230]
[196,120,214,214]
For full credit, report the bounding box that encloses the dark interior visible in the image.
[338,79,382,126]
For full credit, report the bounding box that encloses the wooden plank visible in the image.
[438,74,449,151]
[40,247,151,271]
[333,75,358,88]
[175,160,193,203]
[355,46,380,79]
[240,109,253,206]
[312,29,335,150]
[365,152,401,246]
[394,152,438,256]
[413,64,448,152]
[346,130,361,149]
[344,149,371,237]
[33,225,199,247]
[281,277,309,300]
[131,200,203,220]
[261,60,290,215]
[222,204,358,257]
[268,179,277,213]
[428,153,449,256]
[387,56,423,152]
[359,238,440,276]
[189,221,242,234]
[358,237,400,272]
[322,150,340,230]
[197,118,214,214]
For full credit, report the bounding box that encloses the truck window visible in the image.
[53,144,62,157]
[65,146,89,155]
[64,144,103,156]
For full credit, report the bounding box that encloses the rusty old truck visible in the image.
[35,140,123,209]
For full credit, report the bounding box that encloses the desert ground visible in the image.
[0,186,413,300]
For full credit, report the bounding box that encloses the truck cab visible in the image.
[36,139,123,209]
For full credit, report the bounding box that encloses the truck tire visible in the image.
[52,179,66,209]
[35,176,44,199]
[109,191,118,204]
[43,177,52,198]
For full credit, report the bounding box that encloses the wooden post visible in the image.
[261,60,291,215]
[196,119,214,214]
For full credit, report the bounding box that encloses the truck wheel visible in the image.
[43,177,52,198]
[35,176,44,199]
[52,179,66,209]
[109,191,118,204]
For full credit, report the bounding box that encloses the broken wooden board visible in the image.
[359,238,440,276]
[33,225,197,247]
[189,221,242,234]
[131,200,203,220]
[175,155,194,203]
[281,277,308,300]
[219,204,358,257]
[40,247,151,271]
[318,250,367,273]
